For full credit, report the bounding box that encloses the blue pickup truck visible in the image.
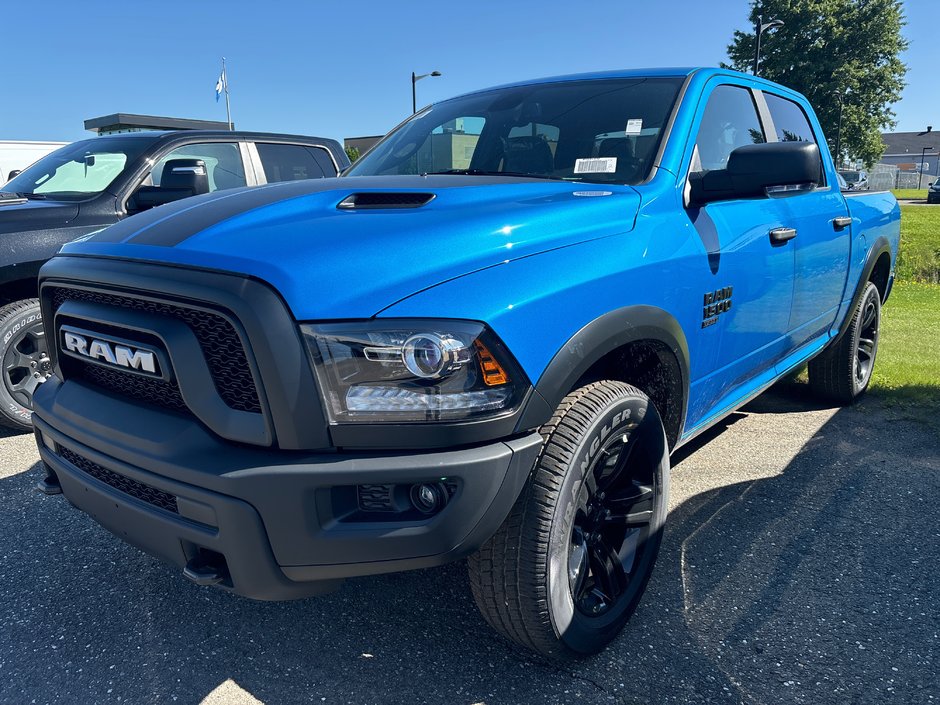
[32,67,900,658]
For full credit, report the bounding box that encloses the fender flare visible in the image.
[833,235,891,344]
[514,305,690,446]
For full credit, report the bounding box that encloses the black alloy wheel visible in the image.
[853,288,880,391]
[469,380,669,658]
[808,281,881,404]
[567,429,659,618]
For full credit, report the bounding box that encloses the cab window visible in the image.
[148,142,246,192]
[691,85,765,174]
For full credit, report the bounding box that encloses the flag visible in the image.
[215,69,225,102]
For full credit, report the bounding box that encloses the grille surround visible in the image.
[59,446,179,515]
[49,286,262,414]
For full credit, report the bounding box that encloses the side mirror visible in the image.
[128,159,210,212]
[7,170,21,181]
[160,158,210,196]
[689,141,821,206]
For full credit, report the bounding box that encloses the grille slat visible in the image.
[59,446,179,514]
[49,287,261,414]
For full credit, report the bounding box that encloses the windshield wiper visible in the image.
[19,192,47,200]
[423,168,563,180]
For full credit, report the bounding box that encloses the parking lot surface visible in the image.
[1,384,937,705]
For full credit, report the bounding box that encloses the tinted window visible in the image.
[150,143,246,192]
[347,78,683,185]
[691,85,765,174]
[764,93,817,144]
[257,144,336,182]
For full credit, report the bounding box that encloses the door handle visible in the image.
[769,227,797,244]
[833,216,852,231]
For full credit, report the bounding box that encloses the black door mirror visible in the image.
[7,170,21,181]
[689,141,821,206]
[128,158,211,212]
[159,158,210,195]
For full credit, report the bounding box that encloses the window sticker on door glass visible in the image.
[625,119,643,135]
[574,157,617,174]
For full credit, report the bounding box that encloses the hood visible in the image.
[60,176,640,319]
[0,196,80,235]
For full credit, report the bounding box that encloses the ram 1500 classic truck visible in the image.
[31,68,900,658]
[0,130,348,431]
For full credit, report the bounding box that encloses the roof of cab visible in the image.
[449,67,702,100]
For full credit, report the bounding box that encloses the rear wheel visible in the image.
[0,299,51,432]
[808,282,881,404]
[468,381,669,658]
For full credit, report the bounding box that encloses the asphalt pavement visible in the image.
[1,383,937,705]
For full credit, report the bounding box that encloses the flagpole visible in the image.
[222,57,233,131]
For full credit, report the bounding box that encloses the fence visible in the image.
[869,164,937,190]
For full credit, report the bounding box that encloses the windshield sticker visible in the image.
[625,119,643,135]
[574,158,617,174]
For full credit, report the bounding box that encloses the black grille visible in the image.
[59,446,179,515]
[49,287,261,414]
[74,361,188,413]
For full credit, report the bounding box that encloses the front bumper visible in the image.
[33,377,543,600]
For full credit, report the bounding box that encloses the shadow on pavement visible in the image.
[0,389,937,704]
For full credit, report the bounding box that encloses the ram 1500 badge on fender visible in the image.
[32,68,900,658]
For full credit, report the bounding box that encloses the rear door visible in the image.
[251,143,339,183]
[758,90,850,349]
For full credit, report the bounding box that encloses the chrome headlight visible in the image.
[301,320,527,423]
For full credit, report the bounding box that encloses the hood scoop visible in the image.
[337,192,435,210]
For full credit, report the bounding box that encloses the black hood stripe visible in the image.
[91,174,562,248]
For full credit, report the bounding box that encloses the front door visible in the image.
[681,81,796,428]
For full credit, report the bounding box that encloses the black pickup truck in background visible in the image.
[0,130,349,431]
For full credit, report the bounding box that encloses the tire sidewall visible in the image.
[850,283,881,397]
[0,301,43,430]
[544,389,669,654]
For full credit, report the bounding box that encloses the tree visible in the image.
[344,145,361,163]
[725,0,908,167]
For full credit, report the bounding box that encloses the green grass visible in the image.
[892,188,930,200]
[896,204,940,284]
[868,281,940,430]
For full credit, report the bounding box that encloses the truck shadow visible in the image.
[1,388,937,705]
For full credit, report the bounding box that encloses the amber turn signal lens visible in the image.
[474,340,510,386]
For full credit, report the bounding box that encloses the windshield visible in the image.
[1,137,152,200]
[347,77,684,184]
[840,171,861,181]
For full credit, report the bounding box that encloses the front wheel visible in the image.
[468,381,670,658]
[0,299,51,432]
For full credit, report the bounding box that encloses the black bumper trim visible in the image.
[33,382,544,598]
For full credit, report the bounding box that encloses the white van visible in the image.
[0,141,69,184]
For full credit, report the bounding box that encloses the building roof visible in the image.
[84,113,232,133]
[881,130,938,156]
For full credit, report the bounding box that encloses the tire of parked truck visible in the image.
[468,381,669,658]
[808,281,881,405]
[0,299,51,432]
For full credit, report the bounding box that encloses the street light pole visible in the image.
[919,146,934,189]
[753,16,785,76]
[412,70,442,114]
[834,91,846,170]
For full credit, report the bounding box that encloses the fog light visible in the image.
[410,482,448,514]
[40,429,56,452]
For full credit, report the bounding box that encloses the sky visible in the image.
[1,1,936,144]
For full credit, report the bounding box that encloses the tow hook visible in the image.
[182,552,228,586]
[36,464,62,495]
